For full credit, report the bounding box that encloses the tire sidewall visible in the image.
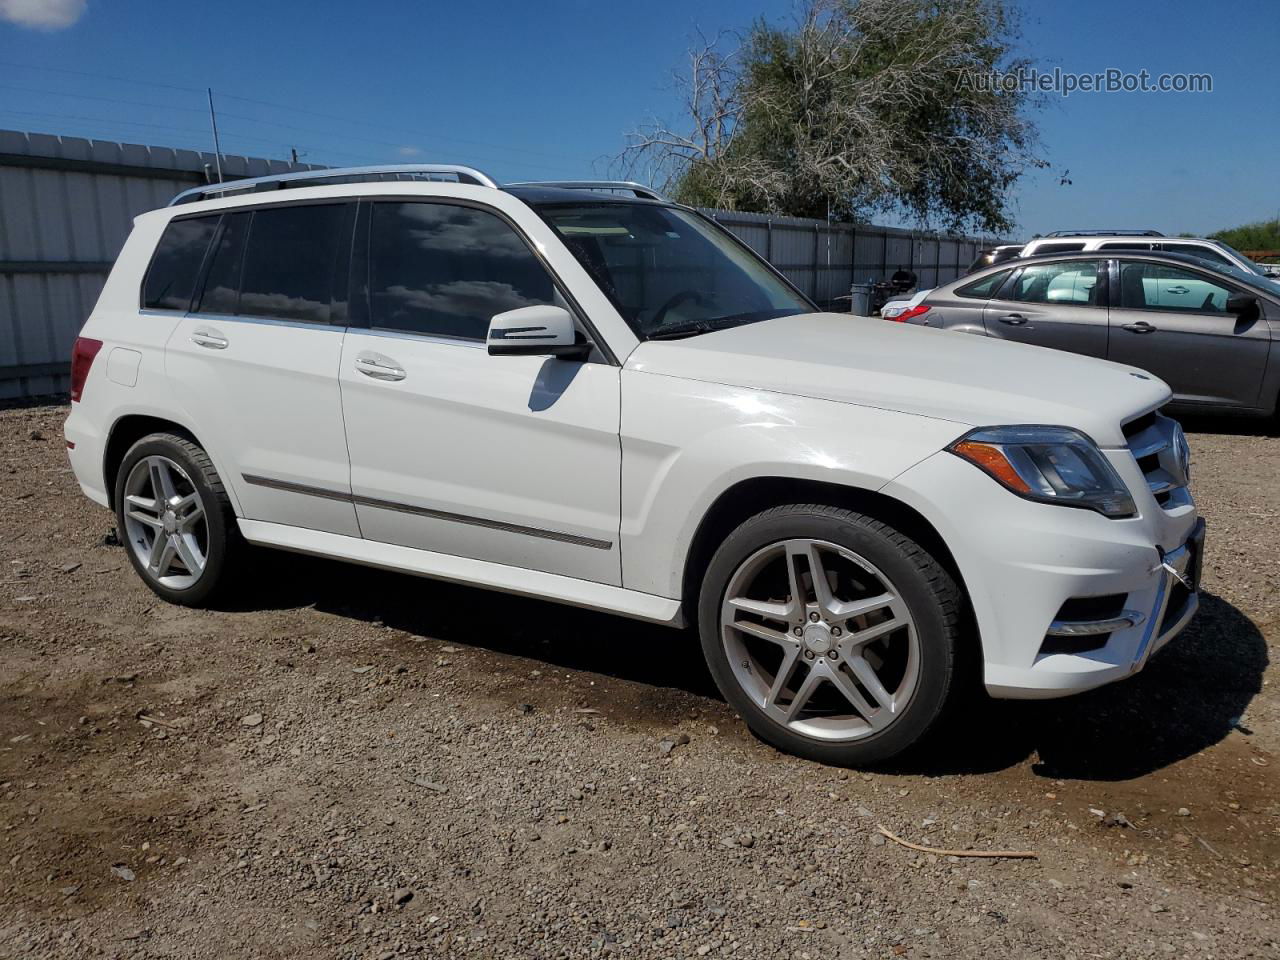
[114,435,230,606]
[698,509,955,766]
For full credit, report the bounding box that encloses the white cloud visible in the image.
[0,0,87,30]
[397,146,422,157]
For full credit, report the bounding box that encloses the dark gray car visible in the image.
[901,251,1280,417]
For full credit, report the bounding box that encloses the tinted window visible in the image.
[369,202,556,340]
[238,204,348,323]
[1160,243,1233,266]
[1007,261,1101,305]
[956,269,1011,299]
[1032,241,1086,254]
[143,216,217,310]
[1098,241,1154,251]
[196,212,249,316]
[1119,263,1231,313]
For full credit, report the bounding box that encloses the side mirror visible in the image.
[1226,293,1258,317]
[486,305,590,360]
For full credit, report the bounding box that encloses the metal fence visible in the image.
[699,207,993,309]
[0,129,997,399]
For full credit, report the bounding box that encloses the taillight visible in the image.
[69,337,103,402]
[891,305,930,324]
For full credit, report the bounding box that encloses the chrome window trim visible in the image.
[241,473,613,550]
[182,311,347,333]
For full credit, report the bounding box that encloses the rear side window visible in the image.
[1006,261,1102,305]
[239,204,349,324]
[142,215,218,310]
[367,201,556,340]
[196,212,249,316]
[1098,241,1153,251]
[956,269,1011,299]
[1161,242,1233,266]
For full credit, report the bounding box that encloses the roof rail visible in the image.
[1043,229,1163,238]
[169,164,499,206]
[506,180,667,202]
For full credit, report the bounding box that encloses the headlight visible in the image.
[948,425,1136,518]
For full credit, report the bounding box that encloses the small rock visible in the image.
[870,833,886,846]
[1176,807,1190,817]
[28,429,45,441]
[737,834,755,848]
[111,864,136,882]
[393,888,414,905]
[658,739,676,755]
[1149,903,1169,914]
[515,703,534,715]
[59,884,81,897]
[240,714,263,727]
[352,665,375,674]
[60,562,82,574]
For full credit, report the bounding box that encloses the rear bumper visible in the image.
[64,403,110,507]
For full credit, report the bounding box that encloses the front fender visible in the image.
[618,370,967,598]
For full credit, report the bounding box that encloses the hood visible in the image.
[625,313,1171,448]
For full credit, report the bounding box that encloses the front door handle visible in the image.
[1166,285,1189,295]
[190,330,229,349]
[997,313,1028,326]
[354,356,406,381]
[1121,321,1158,334]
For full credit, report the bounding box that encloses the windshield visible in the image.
[1187,256,1280,297]
[534,202,813,339]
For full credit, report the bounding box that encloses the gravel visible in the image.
[0,401,1277,958]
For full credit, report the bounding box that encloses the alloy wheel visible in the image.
[121,455,209,590]
[720,538,920,741]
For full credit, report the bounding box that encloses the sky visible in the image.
[0,0,1276,239]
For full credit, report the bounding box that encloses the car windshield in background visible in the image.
[1212,239,1270,277]
[1184,256,1280,297]
[534,202,812,339]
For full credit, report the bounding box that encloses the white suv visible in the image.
[1020,231,1276,278]
[64,165,1204,764]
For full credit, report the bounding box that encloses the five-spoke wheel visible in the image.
[699,504,961,765]
[122,455,209,589]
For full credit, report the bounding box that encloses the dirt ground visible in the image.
[0,400,1277,959]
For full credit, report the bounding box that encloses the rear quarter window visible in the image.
[142,215,218,311]
[955,269,1011,299]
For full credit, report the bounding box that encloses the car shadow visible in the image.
[228,554,1267,781]
[1172,410,1278,437]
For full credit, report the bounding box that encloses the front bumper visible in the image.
[881,448,1202,700]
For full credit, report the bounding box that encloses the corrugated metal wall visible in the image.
[0,128,998,399]
[0,130,323,400]
[703,207,990,309]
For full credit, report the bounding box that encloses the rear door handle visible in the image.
[190,330,228,349]
[354,356,406,381]
[1121,321,1158,334]
[997,313,1028,326]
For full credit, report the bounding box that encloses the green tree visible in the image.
[620,0,1043,233]
[1211,219,1280,256]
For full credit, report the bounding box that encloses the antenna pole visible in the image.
[206,88,224,183]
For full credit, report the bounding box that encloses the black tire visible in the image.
[113,432,245,607]
[697,504,962,766]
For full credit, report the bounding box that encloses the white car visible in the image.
[64,165,1203,765]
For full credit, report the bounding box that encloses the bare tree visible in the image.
[618,0,1043,232]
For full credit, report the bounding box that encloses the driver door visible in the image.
[338,199,623,585]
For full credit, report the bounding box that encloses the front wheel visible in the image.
[114,432,244,606]
[698,504,962,766]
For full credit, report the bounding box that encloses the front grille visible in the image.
[1122,412,1189,511]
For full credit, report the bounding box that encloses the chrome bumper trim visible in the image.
[1047,611,1146,637]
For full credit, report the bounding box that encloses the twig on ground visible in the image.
[876,824,1037,859]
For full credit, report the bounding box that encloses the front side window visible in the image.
[1118,262,1231,313]
[535,202,811,339]
[1160,243,1233,267]
[1006,261,1101,305]
[368,202,556,340]
[143,215,218,310]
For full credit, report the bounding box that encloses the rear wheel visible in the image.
[114,433,244,606]
[698,504,962,765]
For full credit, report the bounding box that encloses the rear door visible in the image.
[981,259,1109,357]
[165,202,359,536]
[337,199,622,584]
[1107,259,1271,409]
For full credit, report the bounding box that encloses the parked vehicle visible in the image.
[892,250,1280,417]
[65,165,1203,765]
[1020,230,1275,279]
[965,243,1024,275]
